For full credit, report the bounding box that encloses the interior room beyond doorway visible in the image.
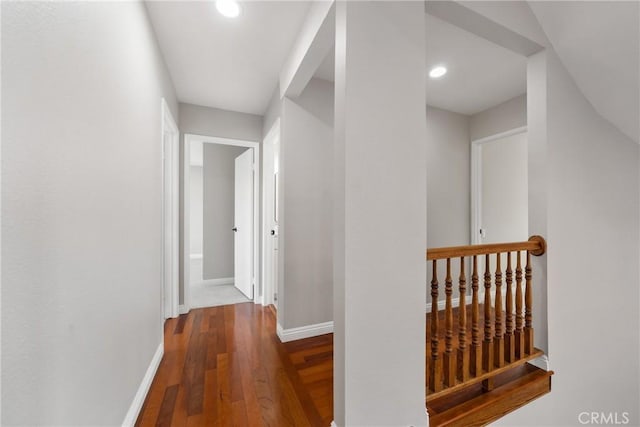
[184,134,260,310]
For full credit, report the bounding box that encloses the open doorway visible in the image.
[183,134,260,310]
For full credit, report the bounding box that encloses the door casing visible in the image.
[261,120,280,308]
[161,98,179,320]
[183,134,261,312]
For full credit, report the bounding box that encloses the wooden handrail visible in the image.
[426,235,546,261]
[426,235,546,397]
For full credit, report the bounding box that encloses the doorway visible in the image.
[183,134,260,310]
[471,126,528,245]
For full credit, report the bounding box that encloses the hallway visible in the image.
[136,304,333,426]
[189,283,250,309]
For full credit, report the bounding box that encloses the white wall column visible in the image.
[333,2,427,425]
[526,50,549,352]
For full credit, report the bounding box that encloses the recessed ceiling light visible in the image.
[216,0,241,18]
[429,66,447,79]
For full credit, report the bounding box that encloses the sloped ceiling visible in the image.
[529,1,639,143]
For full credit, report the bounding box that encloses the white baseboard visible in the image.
[529,354,550,371]
[426,289,513,312]
[277,321,334,343]
[201,277,234,286]
[426,297,461,312]
[178,304,189,315]
[122,342,164,427]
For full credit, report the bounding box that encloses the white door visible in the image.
[479,131,528,244]
[234,149,254,299]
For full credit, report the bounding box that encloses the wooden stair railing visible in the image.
[426,235,546,399]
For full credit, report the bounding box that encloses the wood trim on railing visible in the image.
[426,235,546,260]
[426,235,547,397]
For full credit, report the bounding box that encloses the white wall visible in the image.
[426,106,470,301]
[496,49,640,427]
[470,93,526,141]
[2,2,178,424]
[202,144,249,280]
[178,103,262,302]
[189,166,203,256]
[279,0,334,98]
[333,2,427,424]
[179,103,263,143]
[458,1,549,48]
[426,106,470,248]
[263,87,283,139]
[279,78,334,329]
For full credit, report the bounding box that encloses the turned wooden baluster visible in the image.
[524,251,534,355]
[494,254,504,368]
[429,260,442,392]
[481,255,495,391]
[482,254,493,374]
[443,259,455,387]
[504,252,515,362]
[515,251,524,359]
[457,257,470,382]
[470,256,481,376]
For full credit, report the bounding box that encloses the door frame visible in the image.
[161,98,180,320]
[470,126,527,245]
[261,119,280,308]
[183,134,261,312]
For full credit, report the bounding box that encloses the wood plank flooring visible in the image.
[138,302,543,426]
[136,303,333,427]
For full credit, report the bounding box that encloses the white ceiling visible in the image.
[147,0,638,139]
[313,13,527,116]
[145,1,311,115]
[529,1,639,143]
[425,13,527,116]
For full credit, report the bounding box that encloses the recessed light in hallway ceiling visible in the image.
[429,65,447,79]
[146,1,312,114]
[216,0,241,18]
[425,13,526,115]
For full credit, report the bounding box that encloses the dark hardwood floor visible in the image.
[137,302,544,426]
[135,303,333,427]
